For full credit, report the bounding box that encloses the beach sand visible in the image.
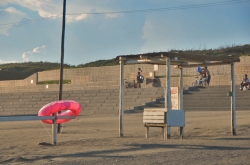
[0,111,250,165]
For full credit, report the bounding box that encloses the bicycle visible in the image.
[192,76,207,86]
[124,79,129,88]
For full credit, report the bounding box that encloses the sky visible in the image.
[0,0,250,65]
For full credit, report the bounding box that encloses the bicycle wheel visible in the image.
[124,82,128,88]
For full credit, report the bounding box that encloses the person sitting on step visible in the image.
[240,74,250,90]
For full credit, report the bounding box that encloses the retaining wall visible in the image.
[0,56,249,92]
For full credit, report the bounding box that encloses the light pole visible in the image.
[57,0,66,133]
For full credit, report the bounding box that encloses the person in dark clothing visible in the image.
[136,68,143,88]
[204,66,211,86]
[138,68,142,75]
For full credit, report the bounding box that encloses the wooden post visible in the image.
[231,63,236,135]
[119,57,125,137]
[161,127,166,139]
[166,57,171,139]
[179,67,184,138]
[145,127,149,138]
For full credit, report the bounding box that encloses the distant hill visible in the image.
[0,62,75,80]
[0,44,249,80]
[170,44,250,56]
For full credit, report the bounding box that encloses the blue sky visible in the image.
[0,0,250,65]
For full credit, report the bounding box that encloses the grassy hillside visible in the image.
[0,62,76,80]
[170,44,250,56]
[0,44,249,80]
[0,61,75,72]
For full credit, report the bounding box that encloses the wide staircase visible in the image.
[0,86,249,116]
[0,87,164,116]
[146,86,250,111]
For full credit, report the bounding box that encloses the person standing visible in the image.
[138,68,142,75]
[136,68,143,88]
[204,66,211,86]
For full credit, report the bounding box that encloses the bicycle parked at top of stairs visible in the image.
[192,76,207,86]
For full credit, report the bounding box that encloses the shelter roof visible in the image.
[116,52,240,68]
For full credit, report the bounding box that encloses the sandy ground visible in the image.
[0,111,250,165]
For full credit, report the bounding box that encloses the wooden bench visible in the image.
[143,108,167,139]
[143,108,185,139]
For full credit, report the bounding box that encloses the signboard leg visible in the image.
[179,127,184,139]
[167,126,171,139]
[52,114,57,145]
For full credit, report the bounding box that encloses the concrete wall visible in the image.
[0,70,36,80]
[0,56,249,92]
[37,64,155,82]
[0,73,37,87]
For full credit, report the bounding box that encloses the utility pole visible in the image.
[57,0,66,133]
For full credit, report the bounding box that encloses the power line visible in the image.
[68,0,250,15]
[0,17,48,26]
[0,0,249,29]
[0,16,59,30]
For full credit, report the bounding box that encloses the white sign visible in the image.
[171,87,179,110]
[165,87,179,110]
[154,64,158,71]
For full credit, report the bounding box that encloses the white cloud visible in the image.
[0,7,27,36]
[1,0,121,25]
[22,45,46,61]
[33,45,46,53]
[5,6,20,13]
[75,14,88,21]
[66,14,89,23]
[0,0,61,18]
[0,59,21,64]
[22,53,29,61]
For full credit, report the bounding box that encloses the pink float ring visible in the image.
[38,100,82,124]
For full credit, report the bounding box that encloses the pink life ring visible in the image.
[38,100,82,124]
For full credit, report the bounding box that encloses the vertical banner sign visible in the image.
[165,87,179,110]
[171,87,179,110]
[154,64,159,71]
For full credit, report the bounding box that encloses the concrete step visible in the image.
[125,91,141,95]
[183,106,250,111]
[98,89,118,93]
[133,105,145,110]
[82,109,120,115]
[145,103,164,108]
[82,93,98,97]
[145,86,250,111]
[82,101,144,107]
[139,91,158,95]
[99,103,118,106]
[184,91,249,96]
[183,97,230,101]
[135,98,154,102]
[81,105,133,112]
[0,86,247,116]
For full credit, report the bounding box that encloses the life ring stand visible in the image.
[38,100,82,124]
